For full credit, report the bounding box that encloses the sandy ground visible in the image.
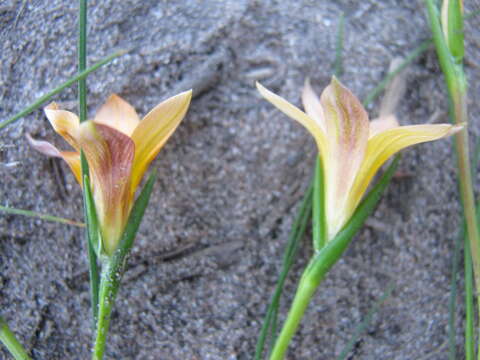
[1,0,480,359]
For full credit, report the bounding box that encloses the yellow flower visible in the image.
[28,91,192,254]
[257,77,462,241]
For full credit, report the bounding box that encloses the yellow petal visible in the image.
[256,82,328,157]
[130,90,192,192]
[26,134,82,184]
[319,77,370,239]
[94,94,140,136]
[302,78,327,133]
[78,121,135,254]
[60,151,82,185]
[369,115,399,138]
[349,123,463,214]
[44,103,80,150]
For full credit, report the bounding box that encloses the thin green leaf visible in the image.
[312,157,326,251]
[254,183,313,360]
[92,171,157,359]
[111,170,157,275]
[0,51,124,131]
[0,205,84,227]
[448,215,462,360]
[465,231,475,360]
[78,0,87,122]
[306,155,400,285]
[336,283,395,360]
[82,175,102,257]
[363,40,431,107]
[0,316,31,360]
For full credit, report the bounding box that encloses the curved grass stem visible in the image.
[0,316,31,360]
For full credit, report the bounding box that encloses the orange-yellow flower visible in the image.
[28,91,192,254]
[257,77,462,241]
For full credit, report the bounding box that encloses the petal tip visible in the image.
[26,133,62,157]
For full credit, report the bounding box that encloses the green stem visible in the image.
[425,2,480,357]
[92,172,157,360]
[0,51,124,131]
[269,264,319,360]
[465,237,475,360]
[312,157,326,251]
[269,157,399,360]
[92,261,119,360]
[0,316,31,360]
[78,0,87,121]
[254,183,313,359]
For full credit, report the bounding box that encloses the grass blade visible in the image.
[335,283,395,360]
[254,183,313,360]
[76,0,100,326]
[0,316,31,360]
[93,171,157,360]
[363,40,431,107]
[0,51,124,131]
[465,234,475,360]
[448,216,462,360]
[0,205,84,227]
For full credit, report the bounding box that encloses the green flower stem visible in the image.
[425,1,480,358]
[465,237,475,360]
[92,260,119,360]
[78,0,87,122]
[312,157,326,251]
[269,156,399,360]
[92,172,156,360]
[0,50,124,131]
[0,316,31,360]
[254,182,313,360]
[269,263,319,360]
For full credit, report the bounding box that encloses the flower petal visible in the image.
[130,90,192,191]
[256,82,328,157]
[94,94,140,136]
[44,103,80,150]
[320,77,370,239]
[369,115,399,138]
[77,121,135,254]
[349,123,464,214]
[26,134,82,184]
[302,78,327,133]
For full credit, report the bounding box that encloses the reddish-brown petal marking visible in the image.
[77,121,135,254]
[320,77,370,238]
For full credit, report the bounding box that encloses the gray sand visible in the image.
[1,1,480,359]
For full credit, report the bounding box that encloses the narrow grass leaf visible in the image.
[111,170,157,274]
[0,51,124,131]
[448,215,462,360]
[312,155,327,252]
[82,175,102,257]
[465,233,475,360]
[254,183,313,360]
[0,205,84,227]
[336,283,395,360]
[363,40,431,107]
[0,316,31,360]
[306,155,400,285]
